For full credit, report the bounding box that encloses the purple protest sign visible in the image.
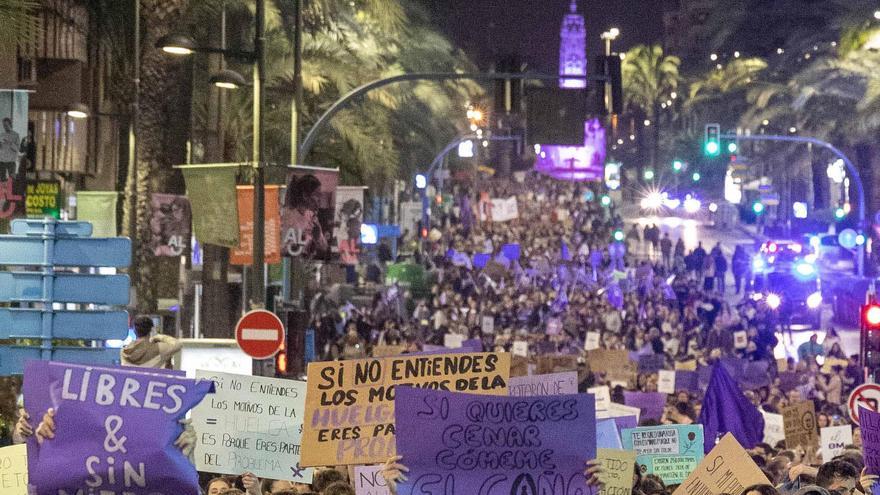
[674,370,700,393]
[612,415,638,433]
[860,406,880,479]
[24,361,214,495]
[638,354,665,374]
[395,387,595,494]
[623,392,667,422]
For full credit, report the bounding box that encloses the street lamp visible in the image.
[65,103,89,119]
[601,28,620,56]
[158,0,268,307]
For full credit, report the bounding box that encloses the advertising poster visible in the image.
[230,185,281,265]
[301,352,510,466]
[622,425,705,485]
[281,166,338,260]
[25,180,60,218]
[334,186,366,252]
[0,90,28,219]
[394,387,595,495]
[149,193,191,256]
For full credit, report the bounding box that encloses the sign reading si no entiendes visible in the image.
[191,371,312,483]
[301,352,510,466]
[673,433,769,495]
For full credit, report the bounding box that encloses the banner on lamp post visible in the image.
[230,185,281,265]
[149,193,191,256]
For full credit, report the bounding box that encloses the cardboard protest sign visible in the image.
[622,425,704,484]
[658,370,676,394]
[675,360,697,371]
[597,448,637,495]
[623,391,667,422]
[372,345,406,358]
[821,358,849,374]
[535,354,579,374]
[394,387,595,494]
[0,443,27,495]
[761,411,785,447]
[353,465,391,495]
[860,406,880,476]
[302,352,510,466]
[820,425,853,461]
[24,361,214,495]
[782,401,818,450]
[589,385,612,412]
[509,371,577,397]
[597,419,623,449]
[191,371,312,482]
[510,356,530,377]
[512,341,529,357]
[585,331,601,351]
[588,349,637,383]
[638,354,666,374]
[673,433,770,495]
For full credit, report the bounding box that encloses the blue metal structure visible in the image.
[0,218,131,374]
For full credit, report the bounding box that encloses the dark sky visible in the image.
[424,0,665,73]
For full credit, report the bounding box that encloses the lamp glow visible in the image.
[806,292,822,309]
[766,293,781,310]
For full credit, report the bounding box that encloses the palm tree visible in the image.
[0,0,39,51]
[622,44,682,173]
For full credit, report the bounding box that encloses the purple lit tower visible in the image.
[559,0,587,89]
[535,0,606,182]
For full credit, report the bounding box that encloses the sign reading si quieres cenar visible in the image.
[301,352,510,466]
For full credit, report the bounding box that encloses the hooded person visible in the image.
[121,315,182,368]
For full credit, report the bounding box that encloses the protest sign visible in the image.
[589,385,611,411]
[509,356,530,378]
[191,371,312,483]
[860,406,880,475]
[301,352,510,466]
[638,354,666,374]
[394,387,595,495]
[24,361,214,495]
[372,345,407,358]
[353,465,391,495]
[658,370,676,394]
[821,358,849,374]
[597,448,637,495]
[675,360,697,371]
[0,443,27,495]
[481,316,495,334]
[585,331,601,351]
[675,371,700,393]
[761,411,785,447]
[535,354,579,374]
[508,371,577,397]
[673,433,770,495]
[624,391,667,422]
[597,419,623,449]
[598,403,642,423]
[820,425,852,461]
[588,349,637,383]
[782,401,818,450]
[622,425,704,484]
[490,196,519,222]
[443,333,465,349]
[733,331,748,349]
[512,341,528,357]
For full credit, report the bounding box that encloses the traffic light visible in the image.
[727,141,738,153]
[672,160,684,172]
[834,207,846,220]
[704,123,721,156]
[613,229,625,242]
[752,202,765,215]
[864,303,880,329]
[691,172,701,182]
[861,301,880,374]
[600,195,612,207]
[644,169,655,181]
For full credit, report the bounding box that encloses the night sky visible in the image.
[424,0,665,73]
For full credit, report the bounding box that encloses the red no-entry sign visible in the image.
[235,309,285,360]
[848,383,880,425]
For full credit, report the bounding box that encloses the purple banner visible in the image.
[24,361,213,495]
[149,193,191,256]
[623,392,666,422]
[395,387,595,494]
[861,406,880,480]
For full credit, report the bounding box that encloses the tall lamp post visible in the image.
[600,28,620,56]
[156,0,267,306]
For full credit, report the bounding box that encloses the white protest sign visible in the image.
[513,340,528,357]
[509,371,578,397]
[481,316,495,334]
[444,333,465,349]
[192,371,312,482]
[584,332,601,351]
[589,385,612,411]
[820,425,853,460]
[0,443,27,495]
[761,411,785,447]
[179,342,253,377]
[658,370,676,395]
[353,465,391,495]
[733,331,748,349]
[598,402,642,423]
[491,196,519,222]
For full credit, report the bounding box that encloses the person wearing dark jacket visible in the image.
[732,245,750,294]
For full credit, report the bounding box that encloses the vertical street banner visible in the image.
[23,361,214,495]
[301,352,510,466]
[0,90,28,219]
[282,166,338,260]
[622,425,705,485]
[0,443,27,495]
[25,180,61,218]
[149,193,191,256]
[334,186,366,252]
[230,185,282,265]
[190,371,312,483]
[76,191,118,237]
[394,387,596,494]
[181,164,240,247]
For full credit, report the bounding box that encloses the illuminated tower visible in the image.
[559,0,587,88]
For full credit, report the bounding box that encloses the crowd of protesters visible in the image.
[8,172,872,495]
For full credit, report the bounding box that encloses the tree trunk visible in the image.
[125,0,192,313]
